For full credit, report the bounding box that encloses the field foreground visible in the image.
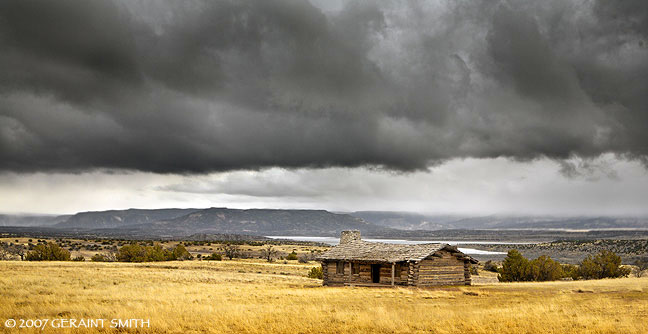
[1,260,647,334]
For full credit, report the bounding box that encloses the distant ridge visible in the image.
[0,214,70,227]
[47,207,387,237]
[2,209,646,238]
[55,208,201,229]
[349,212,648,230]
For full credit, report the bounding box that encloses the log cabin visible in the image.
[317,230,478,287]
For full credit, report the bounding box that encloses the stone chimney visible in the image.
[339,230,361,244]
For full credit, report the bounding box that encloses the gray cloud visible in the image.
[1,0,647,174]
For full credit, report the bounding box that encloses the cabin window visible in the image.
[336,261,344,275]
[351,262,359,275]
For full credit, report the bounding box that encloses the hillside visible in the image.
[128,208,383,236]
[350,212,648,230]
[50,208,386,237]
[55,208,201,229]
[6,209,647,239]
[0,214,70,227]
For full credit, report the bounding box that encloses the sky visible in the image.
[1,0,647,216]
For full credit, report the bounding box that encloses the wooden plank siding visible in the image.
[415,250,470,286]
[320,252,472,287]
[321,260,411,286]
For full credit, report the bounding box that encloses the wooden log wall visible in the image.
[464,262,472,285]
[322,261,329,285]
[407,261,415,286]
[320,261,412,286]
[416,251,468,286]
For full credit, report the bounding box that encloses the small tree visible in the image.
[561,264,580,280]
[116,243,147,262]
[527,255,564,281]
[498,250,529,282]
[145,244,168,261]
[261,245,277,262]
[0,242,25,260]
[578,250,630,279]
[0,243,10,260]
[25,242,71,261]
[633,258,648,278]
[172,244,193,261]
[223,243,240,260]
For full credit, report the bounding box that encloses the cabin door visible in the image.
[371,264,381,283]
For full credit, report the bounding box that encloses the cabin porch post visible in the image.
[347,262,351,283]
[391,262,395,286]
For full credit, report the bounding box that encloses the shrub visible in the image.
[116,243,147,262]
[527,255,564,281]
[297,254,310,263]
[561,264,580,280]
[470,265,478,275]
[91,253,108,262]
[308,266,323,279]
[72,255,85,262]
[145,244,168,262]
[25,242,71,261]
[286,252,298,260]
[205,253,222,261]
[483,260,499,273]
[578,250,630,279]
[172,244,193,261]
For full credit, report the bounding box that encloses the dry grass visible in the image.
[1,260,647,334]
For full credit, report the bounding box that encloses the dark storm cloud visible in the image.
[1,0,647,173]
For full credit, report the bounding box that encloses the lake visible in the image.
[265,236,523,255]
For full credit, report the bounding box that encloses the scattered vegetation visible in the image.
[24,242,71,261]
[116,243,193,262]
[484,239,648,263]
[498,250,563,282]
[498,249,630,282]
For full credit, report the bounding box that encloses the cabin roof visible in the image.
[316,240,476,263]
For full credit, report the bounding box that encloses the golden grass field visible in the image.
[1,260,647,334]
